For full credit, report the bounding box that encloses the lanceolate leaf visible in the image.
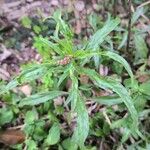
[19,91,67,107]
[131,7,144,25]
[57,65,71,87]
[76,50,134,82]
[86,17,120,68]
[79,68,138,125]
[53,10,73,39]
[72,96,89,149]
[0,65,50,95]
[39,37,62,55]
[69,69,78,111]
[87,18,120,49]
[92,95,123,106]
[102,51,134,82]
[19,65,48,83]
[0,79,19,95]
[134,34,148,60]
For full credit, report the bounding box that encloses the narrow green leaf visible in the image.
[19,91,66,107]
[57,72,68,87]
[76,50,134,82]
[121,128,131,143]
[102,51,134,82]
[87,18,120,49]
[131,7,144,25]
[80,68,138,124]
[86,17,120,68]
[39,37,62,55]
[0,79,19,95]
[57,65,71,87]
[134,34,148,59]
[52,10,73,38]
[72,96,89,149]
[19,65,48,83]
[69,69,78,111]
[45,122,60,145]
[118,31,128,49]
[92,95,123,106]
[65,67,78,110]
[56,38,73,54]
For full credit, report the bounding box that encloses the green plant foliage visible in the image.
[92,95,122,106]
[45,122,60,145]
[25,139,37,150]
[0,108,14,125]
[72,96,89,149]
[1,10,149,149]
[87,18,120,49]
[134,34,148,60]
[79,68,138,124]
[19,91,66,107]
[21,16,32,28]
[86,17,120,67]
[139,80,150,96]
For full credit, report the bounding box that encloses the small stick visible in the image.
[103,111,111,125]
[113,0,117,18]
[126,0,132,52]
[7,124,25,130]
[138,0,150,8]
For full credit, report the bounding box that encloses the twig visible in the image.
[7,124,25,130]
[138,0,150,8]
[126,0,132,52]
[103,110,111,125]
[113,0,117,18]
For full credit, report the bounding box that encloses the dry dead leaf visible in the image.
[0,129,25,145]
[0,45,12,62]
[92,89,113,97]
[99,65,108,76]
[19,84,32,96]
[0,68,10,80]
[2,1,21,8]
[80,74,89,84]
[51,0,59,6]
[138,74,150,83]
[54,96,65,106]
[74,0,85,12]
[74,9,81,34]
[66,79,72,90]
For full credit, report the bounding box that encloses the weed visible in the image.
[0,10,149,149]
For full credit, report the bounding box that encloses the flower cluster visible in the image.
[57,55,72,65]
